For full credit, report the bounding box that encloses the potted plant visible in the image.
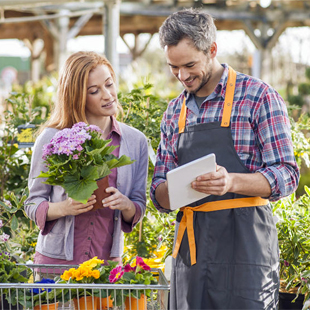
[272,186,310,309]
[59,256,115,310]
[108,256,158,309]
[36,122,134,210]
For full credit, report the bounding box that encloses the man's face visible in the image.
[165,38,213,96]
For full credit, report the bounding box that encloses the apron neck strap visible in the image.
[178,66,237,134]
[221,66,237,127]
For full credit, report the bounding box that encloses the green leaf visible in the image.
[11,214,18,231]
[62,166,99,203]
[107,155,135,169]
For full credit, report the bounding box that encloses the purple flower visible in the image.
[284,260,289,267]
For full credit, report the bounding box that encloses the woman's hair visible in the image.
[40,51,122,133]
[159,8,217,54]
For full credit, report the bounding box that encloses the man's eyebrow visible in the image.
[168,61,195,67]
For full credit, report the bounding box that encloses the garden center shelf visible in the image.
[0,264,169,310]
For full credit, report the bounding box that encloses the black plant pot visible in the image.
[279,292,305,310]
[0,295,18,310]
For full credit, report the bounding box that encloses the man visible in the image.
[150,8,300,310]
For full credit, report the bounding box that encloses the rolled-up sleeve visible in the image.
[254,89,300,201]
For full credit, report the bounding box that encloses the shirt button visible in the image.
[90,222,93,225]
[88,237,91,240]
[85,252,88,255]
[115,217,118,221]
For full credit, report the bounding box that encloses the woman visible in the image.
[25,51,148,266]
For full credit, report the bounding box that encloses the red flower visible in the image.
[109,266,124,283]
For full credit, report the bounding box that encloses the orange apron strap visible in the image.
[173,197,269,266]
[221,66,237,127]
[178,97,187,134]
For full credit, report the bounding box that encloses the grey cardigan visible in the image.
[25,122,148,260]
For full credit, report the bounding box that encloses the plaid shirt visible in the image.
[151,64,300,213]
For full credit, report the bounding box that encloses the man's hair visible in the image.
[159,8,217,54]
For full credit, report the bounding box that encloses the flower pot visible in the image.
[73,296,98,310]
[92,176,112,211]
[124,294,146,310]
[96,296,113,309]
[33,302,59,310]
[279,291,304,310]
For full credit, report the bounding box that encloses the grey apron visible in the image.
[170,68,279,309]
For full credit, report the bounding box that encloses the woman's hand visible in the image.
[47,195,96,220]
[102,187,136,222]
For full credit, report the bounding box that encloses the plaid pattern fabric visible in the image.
[151,64,299,212]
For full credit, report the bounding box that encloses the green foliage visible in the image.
[0,252,29,284]
[305,67,310,81]
[119,82,167,153]
[119,83,176,261]
[289,112,310,169]
[0,91,47,260]
[298,83,310,96]
[272,186,310,302]
[288,95,304,108]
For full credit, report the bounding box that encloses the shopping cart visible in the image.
[0,264,169,310]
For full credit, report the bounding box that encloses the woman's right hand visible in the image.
[47,195,96,220]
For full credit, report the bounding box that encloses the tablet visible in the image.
[166,153,216,210]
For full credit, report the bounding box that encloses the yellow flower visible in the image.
[60,268,76,281]
[91,270,100,279]
[80,256,104,269]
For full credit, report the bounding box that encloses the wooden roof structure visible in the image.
[0,0,309,80]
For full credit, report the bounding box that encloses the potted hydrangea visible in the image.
[37,122,134,210]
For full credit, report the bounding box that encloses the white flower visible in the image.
[1,233,10,242]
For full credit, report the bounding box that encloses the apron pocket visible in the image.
[233,264,277,302]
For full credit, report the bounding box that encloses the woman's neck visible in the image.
[88,116,112,139]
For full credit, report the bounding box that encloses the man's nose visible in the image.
[178,68,190,81]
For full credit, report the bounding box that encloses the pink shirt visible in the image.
[34,117,141,265]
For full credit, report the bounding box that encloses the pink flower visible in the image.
[284,260,289,267]
[73,154,79,160]
[124,264,135,273]
[1,233,10,242]
[109,266,124,283]
[136,256,151,271]
[0,220,2,229]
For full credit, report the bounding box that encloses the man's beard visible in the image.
[189,69,212,95]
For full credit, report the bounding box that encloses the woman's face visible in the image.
[85,64,118,121]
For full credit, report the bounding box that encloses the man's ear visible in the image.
[210,42,217,58]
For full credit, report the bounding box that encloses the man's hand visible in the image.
[191,165,272,198]
[191,165,232,196]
